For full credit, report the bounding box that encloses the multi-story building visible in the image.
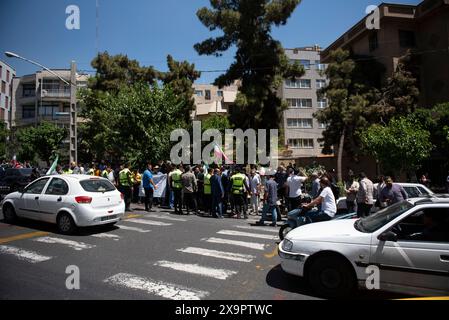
[321,0,449,108]
[280,46,328,159]
[192,82,239,120]
[0,61,16,128]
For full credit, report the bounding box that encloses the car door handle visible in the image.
[57,197,62,202]
[441,255,449,262]
[35,196,39,200]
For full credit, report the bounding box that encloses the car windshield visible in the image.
[355,201,414,233]
[80,179,116,193]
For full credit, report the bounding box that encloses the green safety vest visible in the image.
[171,170,183,190]
[87,169,95,176]
[64,169,73,175]
[204,174,212,195]
[231,173,246,195]
[119,169,133,187]
[102,170,108,178]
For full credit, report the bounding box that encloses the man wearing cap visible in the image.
[380,177,408,206]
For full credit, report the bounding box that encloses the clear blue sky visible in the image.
[0,0,421,83]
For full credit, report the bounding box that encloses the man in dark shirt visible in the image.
[380,177,408,206]
[211,169,225,219]
[257,171,278,227]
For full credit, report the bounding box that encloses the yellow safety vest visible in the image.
[102,170,108,178]
[231,173,246,195]
[204,174,212,195]
[119,169,133,187]
[171,170,183,190]
[64,169,73,175]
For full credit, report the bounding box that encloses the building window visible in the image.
[317,98,328,109]
[399,30,416,48]
[0,66,2,79]
[5,96,8,110]
[316,80,326,89]
[287,118,313,129]
[205,90,211,100]
[287,98,312,108]
[300,60,311,70]
[1,81,5,94]
[288,139,314,149]
[39,102,60,117]
[22,105,36,119]
[195,90,203,97]
[217,91,223,97]
[286,79,311,89]
[22,84,36,97]
[369,32,379,52]
[318,122,327,129]
[315,60,325,71]
[6,70,10,83]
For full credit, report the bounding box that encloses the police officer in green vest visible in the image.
[230,167,250,219]
[170,164,184,215]
[203,168,213,216]
[119,163,134,212]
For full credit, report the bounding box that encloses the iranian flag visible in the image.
[213,143,233,165]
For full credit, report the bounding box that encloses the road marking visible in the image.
[117,225,151,233]
[0,231,50,245]
[126,218,172,226]
[104,273,208,300]
[177,247,256,262]
[0,245,52,263]
[33,237,96,251]
[144,215,187,222]
[217,230,278,240]
[202,237,266,251]
[91,233,121,241]
[264,247,278,259]
[234,225,279,233]
[123,214,143,220]
[154,261,238,280]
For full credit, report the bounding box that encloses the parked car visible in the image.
[278,196,449,298]
[337,183,434,214]
[0,168,34,195]
[1,175,125,234]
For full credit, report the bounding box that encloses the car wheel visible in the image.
[3,204,17,223]
[279,225,293,241]
[57,213,77,235]
[307,255,356,299]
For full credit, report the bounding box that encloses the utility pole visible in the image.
[70,61,77,164]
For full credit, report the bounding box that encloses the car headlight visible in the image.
[282,239,294,252]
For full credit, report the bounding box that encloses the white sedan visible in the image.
[279,197,449,298]
[1,175,125,234]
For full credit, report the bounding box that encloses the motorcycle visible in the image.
[278,195,358,240]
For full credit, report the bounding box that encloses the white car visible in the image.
[279,196,449,298]
[337,183,434,214]
[1,175,125,234]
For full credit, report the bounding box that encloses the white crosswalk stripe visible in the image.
[91,233,121,241]
[217,230,278,240]
[177,247,255,262]
[143,215,187,222]
[202,237,267,251]
[117,225,151,233]
[126,218,172,226]
[104,273,209,300]
[33,237,95,251]
[154,261,237,280]
[0,245,52,263]
[234,225,279,233]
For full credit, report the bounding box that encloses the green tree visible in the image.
[80,83,186,166]
[16,122,67,165]
[194,0,304,131]
[89,52,158,93]
[201,114,232,134]
[361,117,433,178]
[160,55,201,123]
[314,49,372,182]
[0,122,9,160]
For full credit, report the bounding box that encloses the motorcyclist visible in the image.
[300,177,337,223]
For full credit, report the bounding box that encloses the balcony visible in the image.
[41,89,71,99]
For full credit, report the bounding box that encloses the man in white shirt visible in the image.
[249,169,261,215]
[286,168,308,212]
[302,177,336,222]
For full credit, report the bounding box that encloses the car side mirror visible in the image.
[378,231,398,242]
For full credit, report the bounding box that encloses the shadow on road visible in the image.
[266,264,412,300]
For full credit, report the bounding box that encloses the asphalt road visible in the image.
[0,205,407,300]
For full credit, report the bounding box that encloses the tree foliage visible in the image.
[0,122,9,160]
[194,0,304,130]
[361,117,433,175]
[159,55,201,123]
[16,122,67,165]
[79,83,186,166]
[89,52,158,93]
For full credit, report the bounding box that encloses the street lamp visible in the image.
[5,51,78,164]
